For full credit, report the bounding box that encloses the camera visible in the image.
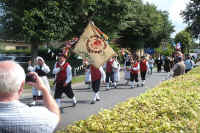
[25,74,36,82]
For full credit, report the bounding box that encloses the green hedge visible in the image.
[57,67,200,133]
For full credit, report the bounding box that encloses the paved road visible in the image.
[20,71,169,131]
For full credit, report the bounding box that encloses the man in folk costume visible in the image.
[140,56,149,86]
[90,65,104,104]
[53,53,77,113]
[28,56,51,106]
[124,54,131,85]
[130,58,140,88]
[104,57,115,90]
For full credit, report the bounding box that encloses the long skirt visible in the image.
[114,70,120,82]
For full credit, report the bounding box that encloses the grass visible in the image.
[24,75,85,89]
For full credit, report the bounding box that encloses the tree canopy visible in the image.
[0,0,174,56]
[116,1,174,50]
[181,0,200,39]
[174,30,192,54]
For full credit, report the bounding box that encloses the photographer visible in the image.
[0,61,60,133]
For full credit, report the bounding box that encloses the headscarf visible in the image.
[36,56,45,63]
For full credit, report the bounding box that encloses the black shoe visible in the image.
[96,98,100,101]
[90,100,95,104]
[72,102,77,107]
[60,107,64,113]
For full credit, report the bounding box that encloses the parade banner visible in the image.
[73,21,116,68]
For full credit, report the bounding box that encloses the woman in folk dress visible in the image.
[28,56,51,106]
[113,56,120,88]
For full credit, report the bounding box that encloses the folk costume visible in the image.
[113,58,120,88]
[28,56,51,106]
[130,60,140,88]
[84,64,92,89]
[164,57,171,73]
[90,65,104,104]
[155,57,162,72]
[148,57,154,75]
[105,58,115,89]
[124,55,131,84]
[53,53,77,111]
[140,57,148,86]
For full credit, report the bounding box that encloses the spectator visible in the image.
[173,56,185,77]
[184,56,195,73]
[0,61,60,133]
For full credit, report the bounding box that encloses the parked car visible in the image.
[0,56,16,61]
[0,55,31,71]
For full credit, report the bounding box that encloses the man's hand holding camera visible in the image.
[26,72,46,92]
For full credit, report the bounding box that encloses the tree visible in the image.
[64,0,129,38]
[0,0,129,58]
[155,43,174,56]
[181,0,200,39]
[0,0,73,58]
[174,30,192,54]
[116,1,174,50]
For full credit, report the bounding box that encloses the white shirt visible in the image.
[0,101,59,133]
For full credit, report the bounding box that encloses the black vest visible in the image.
[35,66,47,76]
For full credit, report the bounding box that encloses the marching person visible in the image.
[105,57,115,90]
[130,58,140,88]
[113,56,120,88]
[148,56,154,75]
[83,59,91,89]
[28,56,51,106]
[53,53,77,113]
[140,56,148,86]
[90,65,104,104]
[124,55,131,85]
[155,56,162,72]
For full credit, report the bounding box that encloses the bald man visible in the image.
[0,61,60,133]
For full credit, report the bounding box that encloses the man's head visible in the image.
[0,61,25,95]
[58,53,67,63]
[141,56,145,61]
[177,56,183,62]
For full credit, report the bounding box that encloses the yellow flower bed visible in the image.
[57,67,200,133]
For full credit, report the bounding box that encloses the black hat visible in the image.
[58,53,67,58]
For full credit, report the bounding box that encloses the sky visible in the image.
[142,0,190,37]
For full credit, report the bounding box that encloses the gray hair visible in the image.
[0,61,25,93]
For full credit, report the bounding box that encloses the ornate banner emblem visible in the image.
[73,21,116,68]
[86,35,107,54]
